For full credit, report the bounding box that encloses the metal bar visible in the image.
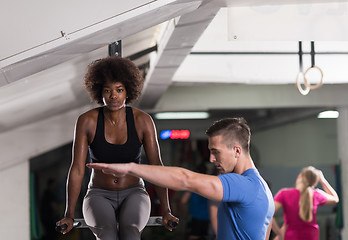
[311,41,315,67]
[190,51,348,55]
[56,216,165,232]
[127,45,158,61]
[74,216,164,228]
[299,41,303,72]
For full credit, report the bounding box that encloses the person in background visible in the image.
[180,163,211,240]
[207,165,219,240]
[56,56,178,240]
[272,166,339,240]
[208,200,218,240]
[87,117,275,240]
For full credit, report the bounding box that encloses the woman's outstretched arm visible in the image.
[317,170,339,205]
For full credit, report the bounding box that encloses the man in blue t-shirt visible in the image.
[88,117,275,239]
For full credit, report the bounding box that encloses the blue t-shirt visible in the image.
[189,192,210,220]
[217,169,274,240]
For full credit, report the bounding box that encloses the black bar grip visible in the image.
[154,218,178,228]
[168,220,178,228]
[55,221,81,232]
[55,224,67,232]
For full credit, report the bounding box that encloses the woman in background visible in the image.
[272,166,339,240]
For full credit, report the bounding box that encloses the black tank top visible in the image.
[88,106,142,164]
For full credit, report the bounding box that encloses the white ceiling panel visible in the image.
[227,2,348,41]
[0,0,164,60]
[174,8,348,85]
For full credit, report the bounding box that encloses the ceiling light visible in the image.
[317,110,339,119]
[154,112,209,120]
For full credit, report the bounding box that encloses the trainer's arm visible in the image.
[87,163,224,202]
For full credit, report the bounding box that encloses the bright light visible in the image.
[154,112,209,120]
[160,130,172,139]
[317,110,339,119]
[160,130,191,140]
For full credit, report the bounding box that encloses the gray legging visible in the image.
[83,186,151,240]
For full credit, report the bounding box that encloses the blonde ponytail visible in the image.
[298,166,319,222]
[299,187,313,222]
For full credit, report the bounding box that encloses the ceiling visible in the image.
[1,0,348,134]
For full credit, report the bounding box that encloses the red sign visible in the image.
[160,130,190,139]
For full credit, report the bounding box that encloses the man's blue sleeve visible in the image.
[218,173,258,203]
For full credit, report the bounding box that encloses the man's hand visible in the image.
[86,163,130,177]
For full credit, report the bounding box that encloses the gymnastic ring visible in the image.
[296,72,310,96]
[303,65,323,90]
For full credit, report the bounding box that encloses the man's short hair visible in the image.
[205,117,251,151]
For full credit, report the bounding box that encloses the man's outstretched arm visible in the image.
[87,162,223,202]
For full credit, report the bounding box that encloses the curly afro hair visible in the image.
[84,56,144,105]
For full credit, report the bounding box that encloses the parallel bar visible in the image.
[56,216,165,232]
[74,216,164,228]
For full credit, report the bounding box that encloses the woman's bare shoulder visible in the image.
[77,107,100,125]
[131,107,156,135]
[131,107,153,122]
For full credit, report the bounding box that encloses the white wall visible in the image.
[338,107,348,239]
[0,105,91,240]
[0,161,29,239]
[253,117,338,168]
